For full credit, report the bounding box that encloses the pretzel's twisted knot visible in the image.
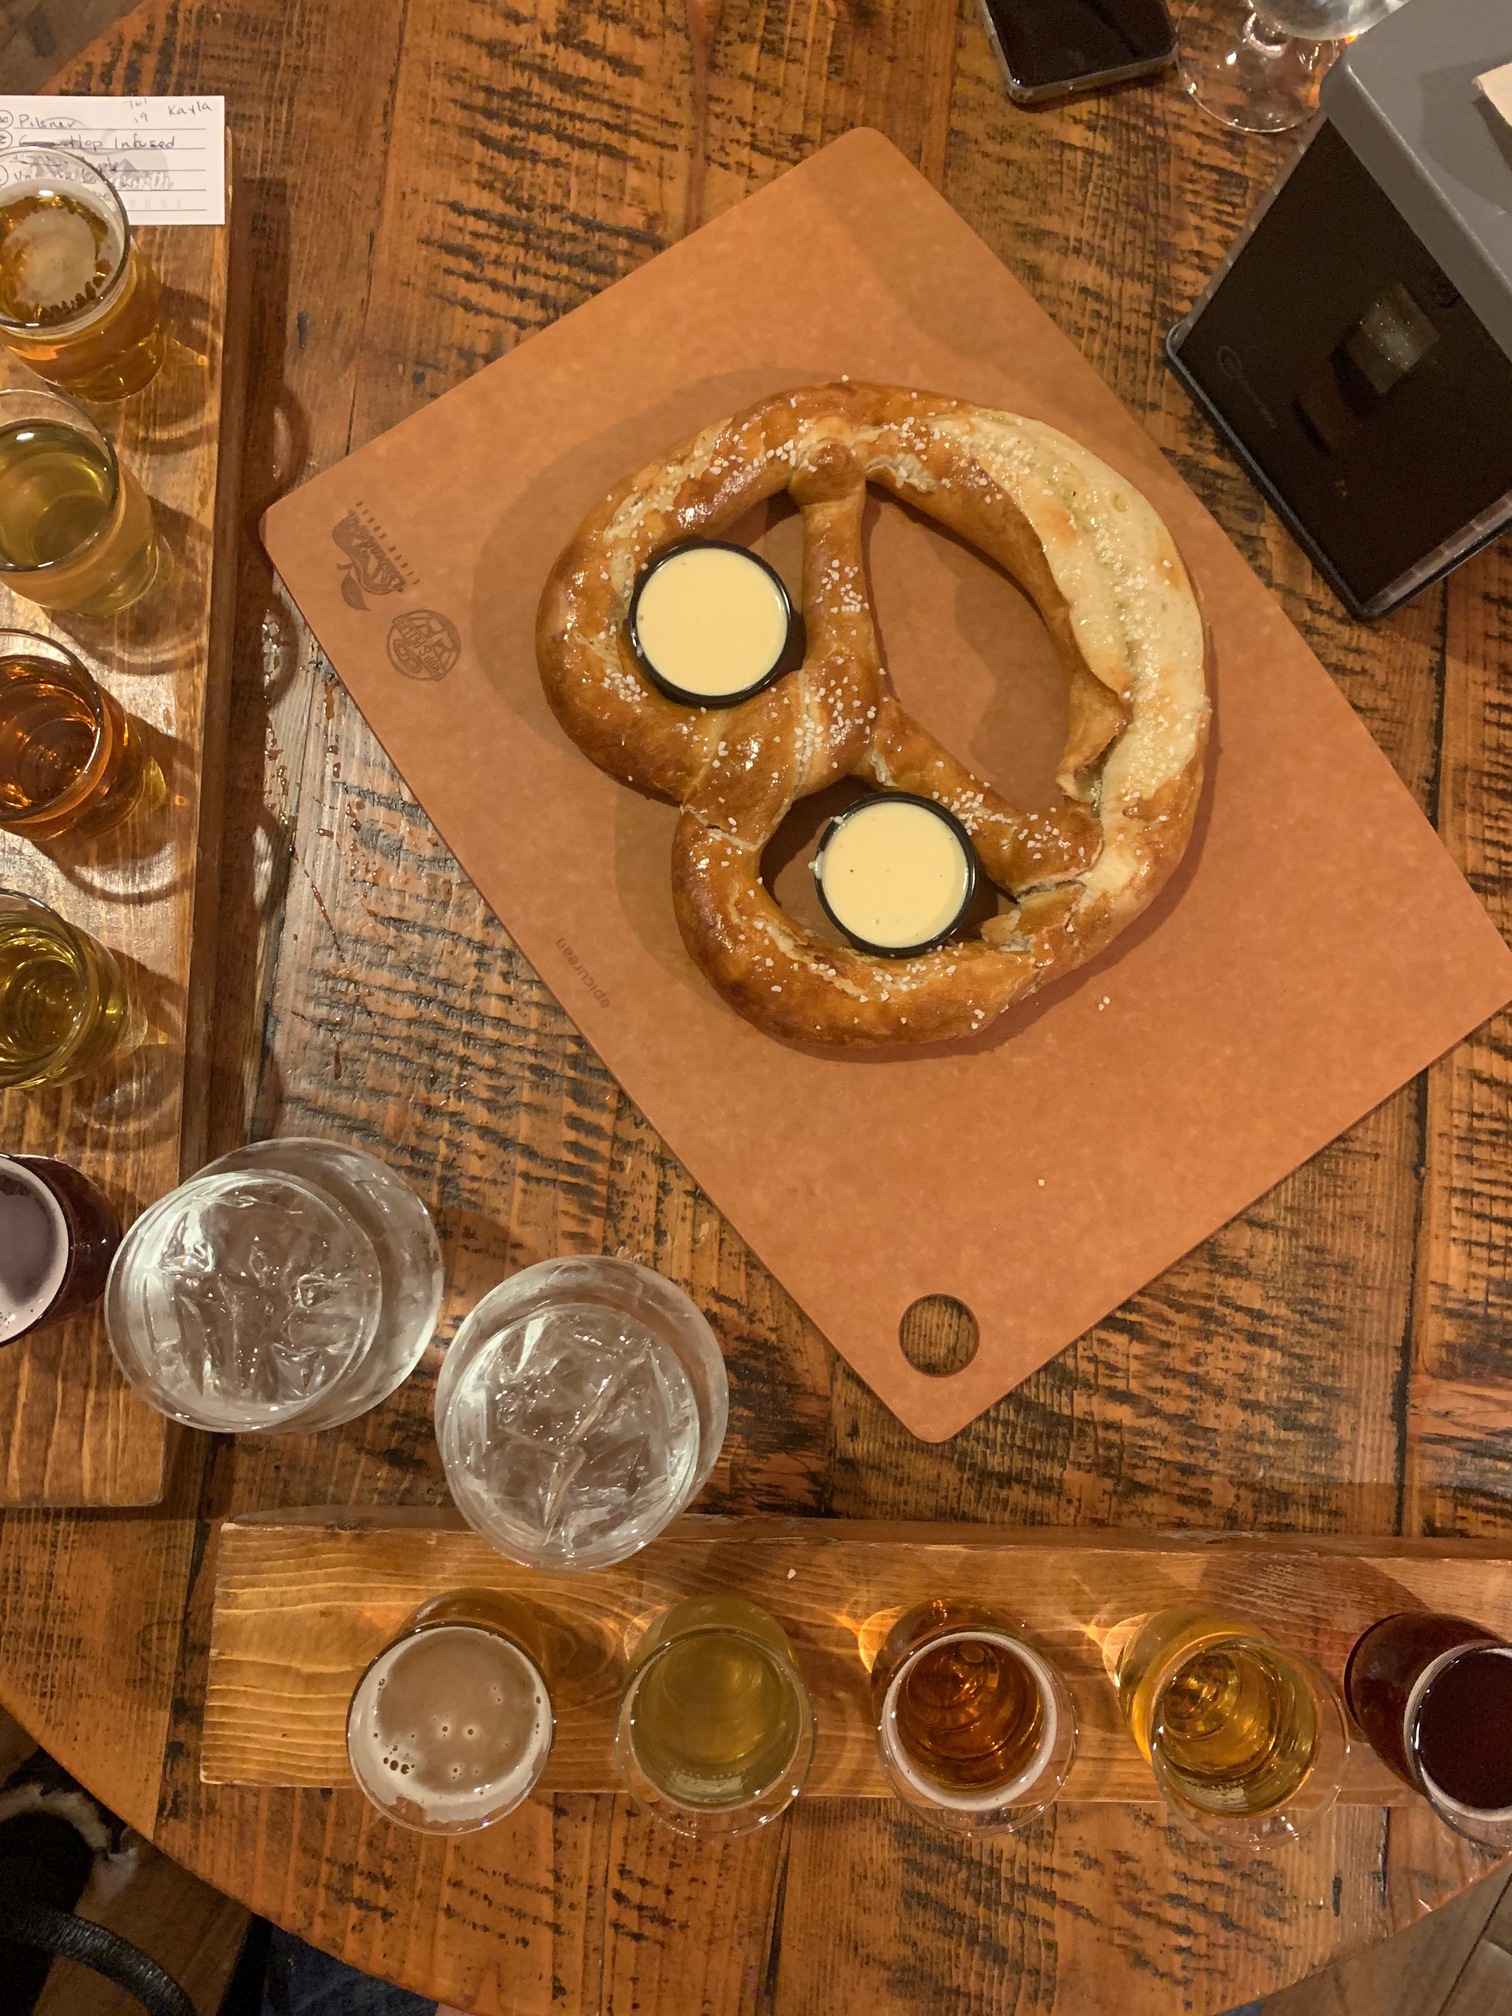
[538,384,1209,1048]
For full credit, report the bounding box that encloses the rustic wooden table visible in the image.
[2,0,1510,2010]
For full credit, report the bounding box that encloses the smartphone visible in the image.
[978,0,1176,103]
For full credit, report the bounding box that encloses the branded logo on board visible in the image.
[331,508,408,609]
[387,609,460,681]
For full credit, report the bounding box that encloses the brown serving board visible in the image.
[202,1511,1512,1803]
[262,129,1512,1441]
[0,144,243,1506]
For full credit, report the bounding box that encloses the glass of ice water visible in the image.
[1178,0,1405,134]
[434,1256,729,1573]
[105,1137,443,1433]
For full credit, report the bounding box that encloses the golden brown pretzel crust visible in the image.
[537,383,1210,1048]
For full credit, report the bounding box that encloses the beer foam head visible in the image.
[0,1158,68,1343]
[347,1623,552,1833]
[879,1630,1059,1813]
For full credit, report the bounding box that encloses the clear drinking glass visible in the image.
[0,385,157,616]
[615,1595,815,1838]
[1346,1613,1512,1851]
[0,888,138,1087]
[1178,0,1404,134]
[434,1256,729,1572]
[870,1602,1077,1835]
[0,1152,120,1345]
[346,1589,554,1835]
[0,628,153,839]
[1116,1604,1349,1847]
[104,1137,443,1433]
[0,146,166,399]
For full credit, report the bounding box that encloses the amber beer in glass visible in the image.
[869,1601,1077,1833]
[0,148,165,400]
[0,890,137,1088]
[346,1590,554,1834]
[1346,1613,1512,1849]
[0,629,151,839]
[615,1595,815,1837]
[0,388,157,617]
[1116,1605,1349,1845]
[0,1153,120,1345]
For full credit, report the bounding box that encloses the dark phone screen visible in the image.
[984,0,1174,90]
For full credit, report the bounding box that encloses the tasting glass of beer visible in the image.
[1116,1605,1349,1847]
[0,1153,120,1345]
[869,1601,1077,1835]
[105,1137,443,1433]
[0,628,152,840]
[1346,1613,1512,1850]
[0,889,138,1088]
[0,387,157,617]
[436,1257,729,1573]
[346,1589,554,1834]
[0,147,165,400]
[615,1595,815,1838]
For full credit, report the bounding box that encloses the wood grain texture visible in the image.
[0,0,1505,2009]
[0,1434,200,1833]
[1261,1871,1512,2016]
[0,0,139,92]
[203,1515,1512,1801]
[1410,536,1512,1540]
[0,165,241,1506]
[1438,1876,1512,2016]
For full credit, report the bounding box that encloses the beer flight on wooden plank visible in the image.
[325,1582,1512,1847]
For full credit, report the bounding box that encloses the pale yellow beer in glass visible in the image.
[615,1594,815,1838]
[0,387,156,616]
[0,889,138,1088]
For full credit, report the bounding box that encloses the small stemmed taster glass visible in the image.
[1116,1604,1349,1847]
[0,889,139,1089]
[0,387,158,617]
[1346,1613,1512,1851]
[0,629,155,842]
[347,1590,554,1835]
[870,1602,1077,1835]
[0,1154,120,1345]
[0,146,166,399]
[615,1596,815,1838]
[1177,0,1403,135]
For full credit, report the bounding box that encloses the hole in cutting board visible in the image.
[898,1296,979,1377]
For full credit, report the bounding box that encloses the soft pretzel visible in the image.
[537,383,1209,1048]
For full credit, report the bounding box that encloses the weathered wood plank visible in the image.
[202,1514,1512,1801]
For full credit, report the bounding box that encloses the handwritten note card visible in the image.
[0,97,225,225]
